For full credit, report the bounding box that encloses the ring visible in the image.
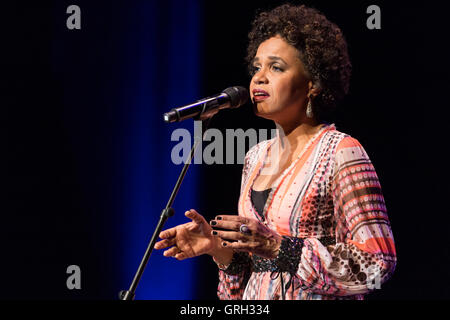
[239,224,251,235]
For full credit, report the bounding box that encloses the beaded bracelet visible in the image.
[252,236,304,274]
[274,236,304,274]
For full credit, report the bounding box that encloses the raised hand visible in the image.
[210,215,282,259]
[155,209,221,260]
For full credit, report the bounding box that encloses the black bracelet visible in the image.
[275,236,304,274]
[252,236,304,274]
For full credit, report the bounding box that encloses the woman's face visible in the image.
[250,35,311,123]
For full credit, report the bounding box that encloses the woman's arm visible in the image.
[295,137,396,296]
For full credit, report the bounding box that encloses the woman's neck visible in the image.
[275,119,324,152]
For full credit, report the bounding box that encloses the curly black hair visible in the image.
[246,4,352,121]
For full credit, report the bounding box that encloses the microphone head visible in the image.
[222,86,249,109]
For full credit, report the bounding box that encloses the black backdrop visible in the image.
[4,0,450,300]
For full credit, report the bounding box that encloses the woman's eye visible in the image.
[252,66,261,73]
[250,66,261,76]
[271,65,283,72]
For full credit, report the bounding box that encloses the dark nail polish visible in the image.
[210,221,217,226]
[212,231,217,235]
[216,217,222,220]
[222,242,227,247]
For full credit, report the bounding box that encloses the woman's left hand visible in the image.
[210,215,282,259]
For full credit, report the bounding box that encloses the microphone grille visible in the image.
[223,86,249,108]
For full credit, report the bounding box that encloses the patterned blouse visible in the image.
[217,123,396,300]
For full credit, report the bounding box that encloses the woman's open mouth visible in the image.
[252,89,270,102]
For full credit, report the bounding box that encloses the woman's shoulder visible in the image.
[328,128,371,164]
[323,125,363,149]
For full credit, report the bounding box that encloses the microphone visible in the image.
[163,86,249,123]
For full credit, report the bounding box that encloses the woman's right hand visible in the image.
[155,209,229,261]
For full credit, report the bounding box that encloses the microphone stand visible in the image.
[119,116,212,300]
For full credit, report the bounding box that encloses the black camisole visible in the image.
[250,188,272,221]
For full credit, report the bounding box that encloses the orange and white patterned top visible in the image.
[217,124,396,300]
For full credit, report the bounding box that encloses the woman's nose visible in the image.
[252,68,269,84]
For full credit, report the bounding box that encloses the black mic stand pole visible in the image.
[119,117,212,300]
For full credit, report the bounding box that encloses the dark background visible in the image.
[4,0,450,300]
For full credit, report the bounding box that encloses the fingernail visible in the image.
[222,242,227,247]
[212,231,217,235]
[216,217,222,220]
[210,220,217,226]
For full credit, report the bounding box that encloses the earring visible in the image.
[306,98,314,118]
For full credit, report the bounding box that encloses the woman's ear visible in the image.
[307,81,321,98]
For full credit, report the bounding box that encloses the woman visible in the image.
[155,4,396,300]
